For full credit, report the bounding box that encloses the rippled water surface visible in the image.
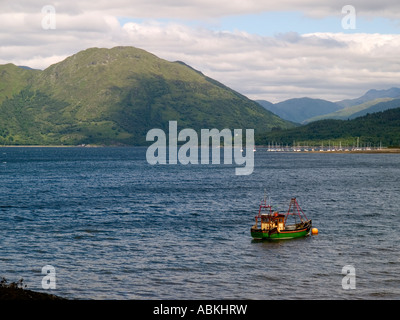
[0,147,399,299]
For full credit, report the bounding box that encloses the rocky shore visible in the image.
[0,287,66,300]
[0,278,66,300]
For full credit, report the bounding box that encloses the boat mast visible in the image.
[285,197,308,225]
[258,189,272,216]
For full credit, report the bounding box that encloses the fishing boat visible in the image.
[251,196,312,240]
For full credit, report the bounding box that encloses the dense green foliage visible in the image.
[256,107,400,147]
[0,89,68,145]
[0,46,293,145]
[0,64,39,105]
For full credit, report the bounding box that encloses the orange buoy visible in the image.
[311,228,319,235]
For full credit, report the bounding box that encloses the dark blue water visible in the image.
[0,147,399,300]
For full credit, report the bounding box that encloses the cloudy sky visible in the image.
[1,0,400,102]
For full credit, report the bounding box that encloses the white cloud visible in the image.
[1,1,400,102]
[121,22,400,101]
[2,0,400,19]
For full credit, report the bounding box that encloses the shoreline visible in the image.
[0,145,101,148]
[255,146,400,154]
[0,287,66,301]
[1,145,400,153]
[303,149,400,154]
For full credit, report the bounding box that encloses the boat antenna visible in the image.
[263,189,270,207]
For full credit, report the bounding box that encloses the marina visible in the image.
[263,142,395,153]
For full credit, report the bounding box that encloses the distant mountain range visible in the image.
[306,98,400,123]
[257,87,400,124]
[257,98,342,124]
[336,87,400,108]
[0,46,294,146]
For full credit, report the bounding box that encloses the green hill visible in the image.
[256,107,400,147]
[0,46,293,145]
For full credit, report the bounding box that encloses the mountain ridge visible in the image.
[304,97,398,122]
[0,46,294,146]
[336,87,400,108]
[257,87,400,124]
[257,97,343,124]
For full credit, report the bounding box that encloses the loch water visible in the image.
[0,147,399,300]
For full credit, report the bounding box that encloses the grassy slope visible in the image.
[0,64,39,104]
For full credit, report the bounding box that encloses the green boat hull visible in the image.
[251,224,311,240]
